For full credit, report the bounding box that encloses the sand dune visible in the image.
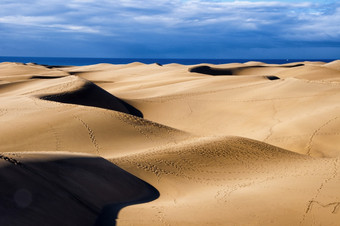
[324,60,340,71]
[38,76,143,117]
[1,60,340,225]
[113,137,338,225]
[0,62,68,81]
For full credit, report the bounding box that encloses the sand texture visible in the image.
[1,60,340,225]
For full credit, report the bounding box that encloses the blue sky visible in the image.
[0,0,339,59]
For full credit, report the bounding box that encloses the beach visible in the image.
[1,60,340,225]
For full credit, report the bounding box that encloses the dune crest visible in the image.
[37,76,143,117]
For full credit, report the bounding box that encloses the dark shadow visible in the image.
[69,71,99,76]
[116,98,144,118]
[189,64,304,76]
[189,65,234,75]
[0,154,159,226]
[266,75,280,80]
[95,182,159,226]
[39,81,143,118]
[30,75,65,79]
[45,65,73,69]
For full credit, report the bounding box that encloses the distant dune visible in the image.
[1,60,340,225]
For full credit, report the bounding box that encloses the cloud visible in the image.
[283,6,340,41]
[1,1,338,36]
[0,16,58,25]
[0,0,339,57]
[0,16,100,34]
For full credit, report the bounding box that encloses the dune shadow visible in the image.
[266,75,280,80]
[95,183,159,226]
[69,71,98,76]
[189,65,234,75]
[189,64,304,76]
[30,75,65,79]
[0,154,159,226]
[39,81,143,118]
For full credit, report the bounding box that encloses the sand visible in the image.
[1,60,340,225]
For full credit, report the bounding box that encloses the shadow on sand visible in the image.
[189,64,304,76]
[0,154,159,226]
[39,80,143,118]
[95,184,159,226]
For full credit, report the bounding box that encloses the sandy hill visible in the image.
[1,60,340,225]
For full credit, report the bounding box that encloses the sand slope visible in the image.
[113,137,339,225]
[1,60,340,225]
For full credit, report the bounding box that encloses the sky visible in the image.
[0,0,339,59]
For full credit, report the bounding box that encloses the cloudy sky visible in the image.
[0,0,339,59]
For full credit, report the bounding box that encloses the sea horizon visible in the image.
[0,56,337,66]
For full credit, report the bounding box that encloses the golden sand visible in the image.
[1,60,340,225]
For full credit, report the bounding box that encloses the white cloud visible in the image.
[0,0,339,42]
[47,24,100,33]
[281,5,340,41]
[0,16,59,25]
[0,15,100,34]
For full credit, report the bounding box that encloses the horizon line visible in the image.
[0,56,338,60]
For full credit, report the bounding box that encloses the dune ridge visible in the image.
[1,60,340,225]
[38,76,143,117]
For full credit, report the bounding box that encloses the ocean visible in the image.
[0,56,336,66]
